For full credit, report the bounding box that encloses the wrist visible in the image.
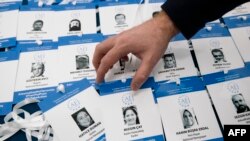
[153,10,180,41]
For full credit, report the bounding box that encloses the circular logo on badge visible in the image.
[67,99,81,112]
[33,53,45,62]
[71,12,80,19]
[227,82,240,94]
[122,94,134,106]
[178,95,191,108]
[77,46,87,55]
[209,39,220,48]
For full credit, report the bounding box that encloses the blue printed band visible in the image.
[0,2,19,12]
[207,137,224,141]
[0,46,19,62]
[18,41,58,53]
[99,77,155,96]
[149,0,166,4]
[28,0,61,5]
[38,79,91,112]
[0,37,16,48]
[192,23,231,39]
[54,3,95,11]
[98,0,138,7]
[14,86,57,103]
[20,4,54,11]
[95,134,106,141]
[170,33,186,42]
[203,66,250,85]
[224,14,250,29]
[0,102,12,115]
[58,34,103,46]
[133,134,165,141]
[246,62,250,68]
[155,76,205,98]
[0,1,22,6]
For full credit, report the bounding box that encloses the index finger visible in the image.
[96,45,129,83]
[93,36,116,70]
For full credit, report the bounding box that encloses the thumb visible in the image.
[131,59,155,91]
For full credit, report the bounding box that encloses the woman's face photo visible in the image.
[77,111,92,127]
[183,110,194,127]
[31,63,44,77]
[124,109,137,126]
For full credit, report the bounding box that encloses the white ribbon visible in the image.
[38,0,55,7]
[0,98,56,141]
[59,0,74,5]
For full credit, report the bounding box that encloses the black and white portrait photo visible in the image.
[69,19,81,31]
[162,53,177,69]
[231,94,250,114]
[31,62,45,78]
[119,58,126,71]
[181,109,198,129]
[75,55,89,70]
[72,107,95,131]
[211,48,227,63]
[122,106,140,126]
[32,20,44,31]
[115,13,126,25]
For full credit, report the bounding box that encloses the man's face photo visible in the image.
[69,19,81,31]
[163,54,176,69]
[76,55,89,70]
[33,20,43,31]
[31,62,45,78]
[115,14,126,25]
[211,49,226,63]
[232,94,250,114]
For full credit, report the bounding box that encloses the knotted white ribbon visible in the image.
[0,98,56,141]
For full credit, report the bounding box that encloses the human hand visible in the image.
[93,11,179,90]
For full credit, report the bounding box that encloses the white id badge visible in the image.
[0,47,19,115]
[98,0,139,35]
[14,41,59,103]
[17,5,57,42]
[155,77,223,141]
[54,3,96,38]
[0,3,19,48]
[224,14,250,64]
[39,79,105,141]
[191,23,245,75]
[58,34,103,85]
[99,80,164,141]
[153,34,197,82]
[223,2,250,17]
[205,67,250,126]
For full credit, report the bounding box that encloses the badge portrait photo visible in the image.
[30,62,45,78]
[162,53,177,69]
[122,105,140,126]
[75,55,89,70]
[180,108,199,129]
[71,107,95,131]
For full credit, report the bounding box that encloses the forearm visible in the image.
[161,0,249,39]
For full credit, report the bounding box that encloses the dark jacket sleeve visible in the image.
[161,0,250,39]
